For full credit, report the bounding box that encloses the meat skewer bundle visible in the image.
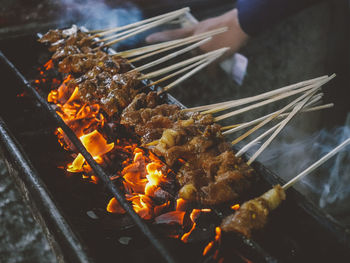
[37,8,339,246]
[39,18,335,205]
[221,137,350,237]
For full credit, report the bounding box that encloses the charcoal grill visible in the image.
[1,27,350,263]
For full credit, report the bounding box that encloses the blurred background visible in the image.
[0,0,349,262]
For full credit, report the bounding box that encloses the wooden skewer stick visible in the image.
[115,27,227,60]
[142,57,210,89]
[236,121,282,157]
[282,137,350,190]
[222,103,333,134]
[213,82,323,122]
[207,75,333,116]
[183,75,332,113]
[247,92,316,165]
[230,88,319,145]
[144,103,333,149]
[95,11,188,49]
[138,48,228,80]
[223,92,324,135]
[129,38,211,73]
[278,103,333,119]
[90,7,190,37]
[235,96,328,157]
[95,9,194,43]
[128,28,227,62]
[159,51,224,94]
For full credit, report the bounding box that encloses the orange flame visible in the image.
[231,204,240,210]
[68,130,114,172]
[181,208,211,243]
[108,147,170,219]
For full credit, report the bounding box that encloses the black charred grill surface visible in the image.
[1,33,350,263]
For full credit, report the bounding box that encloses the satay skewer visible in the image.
[222,93,325,134]
[143,101,333,148]
[95,11,190,49]
[221,136,350,238]
[114,27,227,59]
[246,92,316,165]
[183,75,332,113]
[221,103,333,133]
[138,47,228,80]
[230,88,319,146]
[89,7,190,37]
[213,83,323,122]
[159,52,222,94]
[231,92,315,162]
[129,37,211,73]
[282,137,350,190]
[128,28,227,62]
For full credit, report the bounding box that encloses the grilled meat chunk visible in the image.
[220,185,286,237]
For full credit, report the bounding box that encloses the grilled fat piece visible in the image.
[220,185,286,238]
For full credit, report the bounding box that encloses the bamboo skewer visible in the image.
[143,57,210,89]
[90,7,190,38]
[128,28,227,62]
[224,91,324,136]
[129,38,211,73]
[236,121,282,157]
[235,92,324,156]
[282,137,350,190]
[213,83,322,122]
[278,103,333,118]
[95,11,188,49]
[138,48,228,80]
[230,88,319,146]
[222,103,333,134]
[159,52,221,94]
[115,27,227,59]
[208,75,333,117]
[247,92,316,165]
[95,9,190,43]
[183,75,333,113]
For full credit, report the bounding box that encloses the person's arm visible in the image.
[237,0,321,36]
[146,0,323,53]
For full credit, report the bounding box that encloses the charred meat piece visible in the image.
[220,185,286,237]
[77,69,141,116]
[39,26,93,60]
[58,51,131,74]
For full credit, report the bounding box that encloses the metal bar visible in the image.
[0,50,177,263]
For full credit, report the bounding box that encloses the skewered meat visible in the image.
[40,25,258,208]
[220,185,286,237]
[39,25,93,60]
[76,70,141,116]
[58,51,131,74]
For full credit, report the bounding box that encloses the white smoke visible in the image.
[256,114,350,224]
[59,0,143,31]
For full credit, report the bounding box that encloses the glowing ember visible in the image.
[108,147,170,219]
[176,198,187,211]
[231,204,240,210]
[107,197,126,214]
[181,208,211,243]
[67,130,114,172]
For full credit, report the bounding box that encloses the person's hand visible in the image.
[146,9,249,54]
